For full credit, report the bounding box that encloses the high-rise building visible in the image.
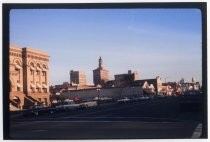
[93,57,109,86]
[70,70,86,86]
[9,45,50,110]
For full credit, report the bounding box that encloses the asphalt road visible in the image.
[9,96,203,139]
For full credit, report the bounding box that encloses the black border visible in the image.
[3,2,207,139]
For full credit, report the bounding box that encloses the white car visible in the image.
[80,101,97,108]
[133,96,150,101]
[56,101,80,110]
[93,97,112,101]
[117,97,130,103]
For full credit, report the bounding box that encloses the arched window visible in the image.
[42,64,47,70]
[42,64,47,76]
[15,60,21,91]
[15,60,21,70]
[30,62,35,75]
[36,63,41,75]
[42,64,47,87]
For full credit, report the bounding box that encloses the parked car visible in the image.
[132,96,145,101]
[80,101,98,108]
[93,97,113,102]
[55,101,80,111]
[22,107,56,117]
[117,97,130,104]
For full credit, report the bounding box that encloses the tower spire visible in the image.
[99,56,103,69]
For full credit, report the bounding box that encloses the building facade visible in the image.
[9,45,50,110]
[9,46,25,110]
[133,76,162,95]
[114,70,139,87]
[93,57,109,86]
[70,70,86,86]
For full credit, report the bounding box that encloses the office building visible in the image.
[70,70,86,86]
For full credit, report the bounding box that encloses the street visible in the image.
[9,96,203,139]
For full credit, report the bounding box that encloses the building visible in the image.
[161,82,180,95]
[93,57,109,86]
[9,46,25,110]
[70,70,86,86]
[9,45,50,110]
[114,70,139,87]
[132,76,162,95]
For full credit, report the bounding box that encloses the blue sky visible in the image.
[10,9,202,85]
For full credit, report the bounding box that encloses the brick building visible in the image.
[9,45,50,110]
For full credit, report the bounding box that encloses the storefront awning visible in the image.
[42,68,47,71]
[30,66,35,70]
[30,83,35,88]
[42,84,48,88]
[36,67,42,71]
[36,83,41,88]
[15,64,22,70]
[17,83,22,87]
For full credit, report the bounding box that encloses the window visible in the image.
[17,87,20,91]
[38,98,41,102]
[30,70,34,75]
[44,98,48,105]
[31,88,35,93]
[43,88,47,93]
[42,71,46,76]
[36,88,41,93]
[37,71,40,75]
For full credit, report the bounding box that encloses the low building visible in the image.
[132,76,162,95]
[114,70,138,87]
[61,86,144,101]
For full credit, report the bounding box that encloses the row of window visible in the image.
[30,70,47,76]
[10,52,49,62]
[16,86,47,93]
[30,81,46,84]
[10,52,21,57]
[31,88,48,93]
[27,54,49,61]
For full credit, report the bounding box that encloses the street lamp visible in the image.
[132,87,134,97]
[96,88,100,106]
[165,77,169,83]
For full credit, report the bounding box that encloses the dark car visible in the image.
[22,107,56,117]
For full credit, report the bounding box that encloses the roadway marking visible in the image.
[32,129,48,132]
[11,121,39,127]
[22,120,178,123]
[191,123,202,138]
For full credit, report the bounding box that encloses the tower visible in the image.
[192,77,195,83]
[99,56,103,69]
[93,57,109,86]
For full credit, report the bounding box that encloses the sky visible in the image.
[9,8,202,85]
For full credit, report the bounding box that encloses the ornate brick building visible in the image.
[9,45,50,110]
[93,57,109,86]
